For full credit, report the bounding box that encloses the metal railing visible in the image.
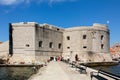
[91,69,120,80]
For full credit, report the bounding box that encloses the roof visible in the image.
[110,42,120,54]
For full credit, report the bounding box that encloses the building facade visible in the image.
[110,43,120,59]
[9,22,112,63]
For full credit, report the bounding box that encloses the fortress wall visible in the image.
[63,23,112,62]
[35,24,63,61]
[8,22,112,63]
[10,22,36,63]
[0,41,9,59]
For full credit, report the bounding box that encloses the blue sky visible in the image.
[0,0,120,46]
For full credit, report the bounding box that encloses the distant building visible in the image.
[110,43,120,59]
[0,42,2,44]
[7,22,112,63]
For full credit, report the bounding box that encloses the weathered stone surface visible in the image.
[0,41,9,59]
[0,22,112,63]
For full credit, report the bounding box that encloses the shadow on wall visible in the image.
[87,51,95,62]
[88,51,95,56]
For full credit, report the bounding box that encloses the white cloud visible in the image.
[0,0,24,5]
[48,0,77,3]
[0,0,77,5]
[49,0,66,3]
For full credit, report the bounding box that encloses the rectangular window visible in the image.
[101,35,104,40]
[83,35,86,39]
[39,41,43,47]
[83,46,87,49]
[49,42,53,48]
[101,44,104,49]
[67,36,70,40]
[67,47,70,49]
[26,44,30,47]
[58,43,62,49]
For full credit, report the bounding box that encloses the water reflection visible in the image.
[0,67,34,80]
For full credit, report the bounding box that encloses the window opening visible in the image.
[39,41,43,47]
[58,43,62,49]
[67,36,70,40]
[83,35,86,39]
[49,42,53,48]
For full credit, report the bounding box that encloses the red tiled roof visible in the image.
[110,42,120,54]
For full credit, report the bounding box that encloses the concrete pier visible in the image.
[29,61,90,80]
[29,61,120,80]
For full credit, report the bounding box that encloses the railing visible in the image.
[62,60,87,74]
[91,69,120,80]
[99,69,120,80]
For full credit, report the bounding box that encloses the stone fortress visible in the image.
[0,22,112,64]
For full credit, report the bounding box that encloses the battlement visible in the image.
[11,22,37,27]
[39,23,64,32]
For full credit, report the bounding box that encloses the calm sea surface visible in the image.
[0,63,120,80]
[92,63,120,76]
[0,67,35,80]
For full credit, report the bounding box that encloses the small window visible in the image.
[26,44,30,47]
[83,35,86,39]
[58,43,62,49]
[101,44,104,49]
[49,42,53,48]
[101,35,104,40]
[39,41,43,47]
[67,36,70,40]
[57,28,60,31]
[83,46,87,49]
[67,47,70,49]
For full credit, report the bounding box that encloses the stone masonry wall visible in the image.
[35,24,63,62]
[10,22,36,63]
[63,23,112,62]
[8,22,112,63]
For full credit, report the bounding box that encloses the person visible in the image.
[75,54,79,61]
[6,58,9,64]
[67,55,70,62]
[55,56,57,61]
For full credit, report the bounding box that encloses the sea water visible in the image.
[0,67,35,80]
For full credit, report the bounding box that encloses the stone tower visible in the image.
[63,23,112,62]
[10,22,36,63]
